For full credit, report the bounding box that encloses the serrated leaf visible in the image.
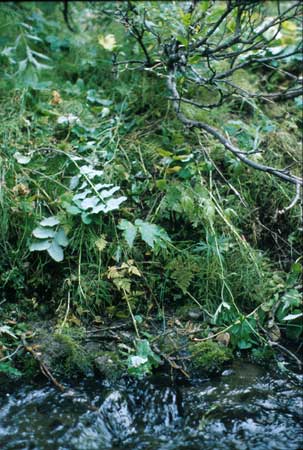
[54,228,69,247]
[47,240,64,262]
[95,236,107,251]
[118,219,137,248]
[40,216,60,227]
[135,219,171,249]
[32,227,55,239]
[94,183,112,191]
[29,240,52,251]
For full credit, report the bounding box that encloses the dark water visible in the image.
[0,361,302,450]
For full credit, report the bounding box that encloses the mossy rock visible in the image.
[189,340,233,374]
[37,328,93,377]
[94,351,124,379]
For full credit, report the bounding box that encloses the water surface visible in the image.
[0,361,302,450]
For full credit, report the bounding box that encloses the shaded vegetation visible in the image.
[0,1,302,382]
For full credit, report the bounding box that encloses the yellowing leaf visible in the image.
[166,166,182,174]
[95,235,107,252]
[282,21,297,33]
[128,265,141,277]
[98,34,116,51]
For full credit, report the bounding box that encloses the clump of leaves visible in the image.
[29,216,68,262]
[127,339,161,378]
[63,161,127,224]
[0,361,22,379]
[118,219,171,252]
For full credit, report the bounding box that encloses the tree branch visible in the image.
[167,71,303,187]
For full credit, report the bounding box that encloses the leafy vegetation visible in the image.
[0,1,302,381]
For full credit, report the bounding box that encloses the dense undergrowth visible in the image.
[0,2,302,381]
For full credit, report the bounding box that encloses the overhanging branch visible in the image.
[167,72,303,187]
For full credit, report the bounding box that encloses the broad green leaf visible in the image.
[81,212,92,224]
[40,216,60,227]
[118,219,137,248]
[135,219,171,249]
[47,240,64,262]
[29,240,52,251]
[32,227,55,239]
[54,228,69,247]
[65,204,81,215]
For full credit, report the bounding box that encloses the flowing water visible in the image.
[0,361,302,450]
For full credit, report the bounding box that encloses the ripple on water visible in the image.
[0,362,302,450]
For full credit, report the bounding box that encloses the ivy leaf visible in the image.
[29,240,52,251]
[118,219,137,248]
[47,240,64,262]
[32,227,55,239]
[40,216,60,227]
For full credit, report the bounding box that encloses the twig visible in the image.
[21,335,65,392]
[277,184,302,215]
[0,345,22,362]
[167,71,303,187]
[269,341,302,370]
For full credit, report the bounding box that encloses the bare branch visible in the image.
[167,71,303,187]
[278,184,302,215]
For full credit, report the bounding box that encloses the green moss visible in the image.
[52,330,92,376]
[189,340,233,374]
[251,346,274,365]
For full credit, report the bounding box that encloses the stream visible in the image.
[0,361,302,450]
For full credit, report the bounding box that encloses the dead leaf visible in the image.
[51,90,62,105]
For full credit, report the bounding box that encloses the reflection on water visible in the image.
[0,361,302,450]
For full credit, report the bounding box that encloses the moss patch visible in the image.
[189,340,233,374]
